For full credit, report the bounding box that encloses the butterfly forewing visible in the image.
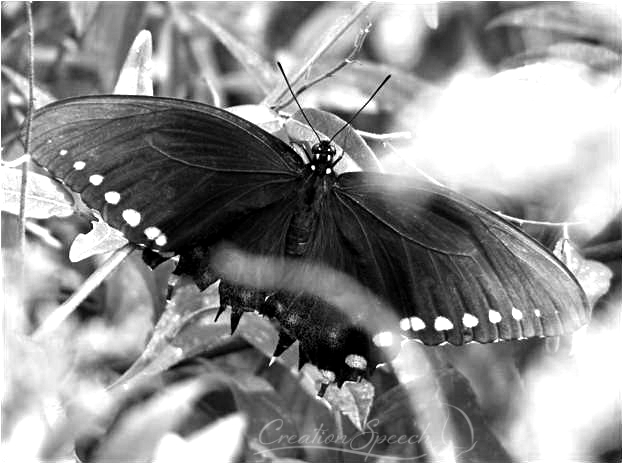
[328,172,590,345]
[29,96,305,252]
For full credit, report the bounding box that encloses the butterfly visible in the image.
[27,92,590,385]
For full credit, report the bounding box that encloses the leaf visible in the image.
[113,29,154,96]
[285,108,382,172]
[68,1,100,37]
[555,239,613,305]
[154,414,246,462]
[502,41,622,73]
[1,66,56,108]
[110,280,223,390]
[286,2,370,61]
[264,2,373,106]
[324,380,375,431]
[290,59,437,116]
[226,104,282,133]
[68,215,128,263]
[80,2,148,91]
[191,13,275,94]
[487,3,622,48]
[1,167,74,219]
[93,378,209,462]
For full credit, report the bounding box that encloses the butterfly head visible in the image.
[310,140,338,174]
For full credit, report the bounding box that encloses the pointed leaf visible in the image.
[69,215,128,262]
[1,167,73,219]
[113,29,154,96]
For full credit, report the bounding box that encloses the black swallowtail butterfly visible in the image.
[27,93,590,385]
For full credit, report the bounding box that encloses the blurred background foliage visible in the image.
[1,1,621,462]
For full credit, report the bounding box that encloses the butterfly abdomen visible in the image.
[285,207,316,256]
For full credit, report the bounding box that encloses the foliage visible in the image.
[1,2,620,462]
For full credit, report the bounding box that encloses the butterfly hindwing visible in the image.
[326,172,590,345]
[29,96,305,253]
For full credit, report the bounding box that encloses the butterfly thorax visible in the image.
[286,142,337,256]
[308,140,337,177]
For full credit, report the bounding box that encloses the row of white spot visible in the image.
[63,149,168,247]
[372,308,544,347]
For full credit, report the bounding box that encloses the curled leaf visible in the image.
[1,167,73,219]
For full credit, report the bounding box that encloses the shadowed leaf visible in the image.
[1,66,56,108]
[2,167,73,218]
[192,14,275,94]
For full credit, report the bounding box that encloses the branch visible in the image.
[276,23,371,110]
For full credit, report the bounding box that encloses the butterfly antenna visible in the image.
[277,62,322,144]
[329,75,391,143]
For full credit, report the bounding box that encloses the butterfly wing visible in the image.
[326,172,590,345]
[28,96,304,254]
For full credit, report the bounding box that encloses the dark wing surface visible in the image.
[325,172,590,345]
[28,95,304,253]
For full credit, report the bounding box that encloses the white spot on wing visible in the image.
[89,174,104,186]
[325,168,331,174]
[144,226,161,240]
[462,313,479,328]
[155,234,167,247]
[122,209,141,227]
[512,307,523,320]
[409,316,426,331]
[59,149,67,156]
[73,161,85,170]
[399,318,411,331]
[534,309,542,317]
[345,354,367,370]
[372,331,394,347]
[489,309,502,323]
[104,191,121,205]
[434,316,453,331]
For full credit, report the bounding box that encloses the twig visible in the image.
[265,1,371,106]
[357,130,412,141]
[18,1,35,309]
[276,23,371,110]
[33,244,136,340]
